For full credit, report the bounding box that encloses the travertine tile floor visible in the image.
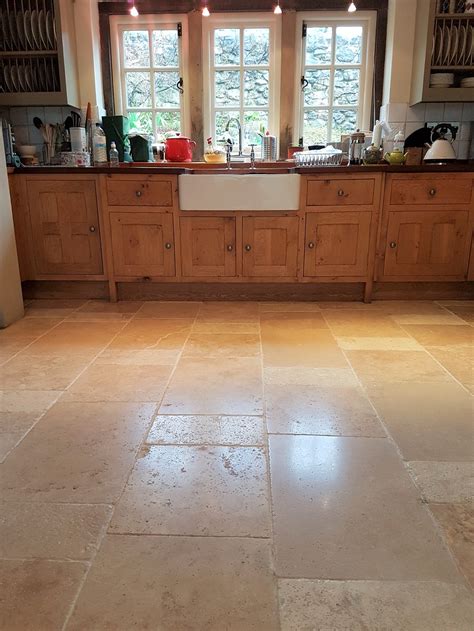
[0,299,473,630]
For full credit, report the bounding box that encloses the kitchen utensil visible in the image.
[71,111,81,127]
[424,123,458,162]
[33,116,43,130]
[349,130,365,165]
[165,134,196,162]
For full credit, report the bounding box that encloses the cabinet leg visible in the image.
[108,280,118,303]
[364,280,373,304]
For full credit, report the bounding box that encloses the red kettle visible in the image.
[165,134,196,162]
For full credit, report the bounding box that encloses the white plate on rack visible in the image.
[38,9,47,49]
[24,10,33,49]
[8,10,18,49]
[443,25,451,65]
[458,24,467,65]
[46,10,54,49]
[436,25,443,65]
[4,65,13,92]
[38,61,46,91]
[450,25,458,65]
[16,11,26,49]
[25,64,33,90]
[31,10,40,49]
[10,64,19,91]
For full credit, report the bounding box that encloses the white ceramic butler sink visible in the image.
[178,173,301,211]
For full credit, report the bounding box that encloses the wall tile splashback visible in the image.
[380,102,474,160]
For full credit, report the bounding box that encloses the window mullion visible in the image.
[327,25,337,144]
[240,28,244,140]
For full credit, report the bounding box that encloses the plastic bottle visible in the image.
[92,125,107,166]
[109,141,119,167]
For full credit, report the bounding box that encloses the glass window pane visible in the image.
[333,68,360,105]
[244,28,270,65]
[156,111,181,136]
[244,111,268,149]
[153,30,179,67]
[303,109,329,145]
[155,71,180,107]
[215,70,241,107]
[128,111,153,135]
[215,111,240,144]
[305,27,332,65]
[123,31,150,68]
[332,109,357,141]
[304,70,330,106]
[335,26,362,64]
[244,70,269,107]
[126,72,151,108]
[214,29,240,65]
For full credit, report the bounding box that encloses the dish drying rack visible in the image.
[293,146,343,167]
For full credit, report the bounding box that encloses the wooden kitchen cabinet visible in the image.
[109,212,175,278]
[383,210,470,279]
[27,179,103,276]
[242,216,299,278]
[303,211,372,278]
[180,216,236,277]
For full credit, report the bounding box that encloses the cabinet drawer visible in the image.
[389,177,472,206]
[306,178,375,206]
[106,179,174,206]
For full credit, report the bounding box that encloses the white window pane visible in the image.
[128,111,153,135]
[126,72,151,108]
[214,29,240,65]
[335,26,362,64]
[305,27,332,65]
[155,71,180,107]
[332,109,357,140]
[123,31,150,68]
[244,28,270,65]
[244,70,269,107]
[304,70,330,106]
[304,110,329,145]
[333,68,360,105]
[153,30,179,67]
[215,70,241,107]
[156,111,181,136]
[215,111,240,143]
[244,111,268,148]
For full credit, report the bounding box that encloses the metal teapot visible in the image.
[424,123,458,163]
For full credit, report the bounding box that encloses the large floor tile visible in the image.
[264,366,358,387]
[426,345,474,392]
[407,461,474,503]
[192,321,260,333]
[136,300,201,318]
[67,535,278,631]
[346,350,452,384]
[66,300,143,321]
[366,382,474,461]
[23,299,87,318]
[430,503,474,589]
[196,301,260,323]
[0,402,155,503]
[322,310,410,337]
[442,303,474,324]
[0,559,87,631]
[107,318,193,351]
[391,313,467,325]
[63,363,173,402]
[265,384,384,436]
[0,338,33,364]
[336,336,422,351]
[0,390,61,463]
[261,328,348,368]
[260,311,328,328]
[0,502,111,561]
[269,435,460,580]
[161,357,263,414]
[402,324,473,347]
[0,317,61,339]
[147,414,265,445]
[372,301,456,315]
[278,579,474,631]
[0,353,92,390]
[25,321,124,355]
[259,301,320,312]
[110,445,269,536]
[183,332,261,358]
[94,348,179,365]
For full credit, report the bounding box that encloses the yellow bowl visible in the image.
[203,153,226,164]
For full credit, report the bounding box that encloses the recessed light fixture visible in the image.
[348,2,357,12]
[274,1,282,15]
[130,4,139,17]
[202,3,210,16]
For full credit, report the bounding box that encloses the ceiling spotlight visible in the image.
[202,3,210,16]
[348,2,357,12]
[130,5,139,17]
[274,1,282,14]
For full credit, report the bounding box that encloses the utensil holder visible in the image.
[70,127,86,152]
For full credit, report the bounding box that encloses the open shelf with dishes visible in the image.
[0,0,79,106]
[411,0,474,103]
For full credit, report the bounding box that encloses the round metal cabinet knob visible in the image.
[165,242,172,250]
[245,244,252,252]
[227,244,234,252]
[429,188,436,196]
[89,225,96,232]
[308,242,315,249]
[136,190,142,197]
[337,189,345,197]
[389,241,397,249]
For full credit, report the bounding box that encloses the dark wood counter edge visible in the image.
[12,163,474,175]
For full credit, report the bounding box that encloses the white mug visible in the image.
[70,127,86,152]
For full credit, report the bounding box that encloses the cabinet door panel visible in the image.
[242,216,298,277]
[110,212,175,277]
[180,217,236,277]
[383,210,469,278]
[27,180,102,275]
[304,211,371,277]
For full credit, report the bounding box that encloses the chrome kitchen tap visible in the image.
[225,118,243,157]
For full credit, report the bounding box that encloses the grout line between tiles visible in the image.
[105,532,272,539]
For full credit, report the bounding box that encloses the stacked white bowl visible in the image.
[430,72,454,87]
